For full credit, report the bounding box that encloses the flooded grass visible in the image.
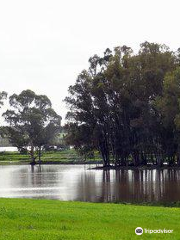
[0,150,102,164]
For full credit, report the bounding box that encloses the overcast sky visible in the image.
[0,0,180,124]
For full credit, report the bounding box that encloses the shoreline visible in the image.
[0,161,103,166]
[0,197,180,207]
[1,161,180,170]
[91,165,180,170]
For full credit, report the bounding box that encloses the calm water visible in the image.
[0,164,180,203]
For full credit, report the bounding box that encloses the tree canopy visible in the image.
[65,42,180,167]
[3,90,61,163]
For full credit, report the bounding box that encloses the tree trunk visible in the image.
[38,147,42,164]
[30,144,36,165]
[177,145,180,166]
[140,151,147,165]
[132,150,140,166]
[157,154,163,167]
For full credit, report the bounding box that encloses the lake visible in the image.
[0,164,180,203]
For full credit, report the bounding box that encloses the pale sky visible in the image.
[0,0,180,124]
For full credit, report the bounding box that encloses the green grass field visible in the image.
[0,198,179,240]
[0,150,102,164]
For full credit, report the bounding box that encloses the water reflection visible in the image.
[0,165,180,203]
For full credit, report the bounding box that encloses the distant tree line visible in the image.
[65,42,180,167]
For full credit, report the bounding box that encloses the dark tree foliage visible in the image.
[65,42,180,167]
[3,90,61,164]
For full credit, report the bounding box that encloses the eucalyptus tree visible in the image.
[127,42,177,166]
[155,67,180,165]
[3,90,61,164]
[65,42,180,167]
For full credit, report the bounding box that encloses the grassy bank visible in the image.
[0,198,179,240]
[0,150,102,164]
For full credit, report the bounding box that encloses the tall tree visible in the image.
[3,90,61,164]
[65,42,180,167]
[155,67,180,165]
